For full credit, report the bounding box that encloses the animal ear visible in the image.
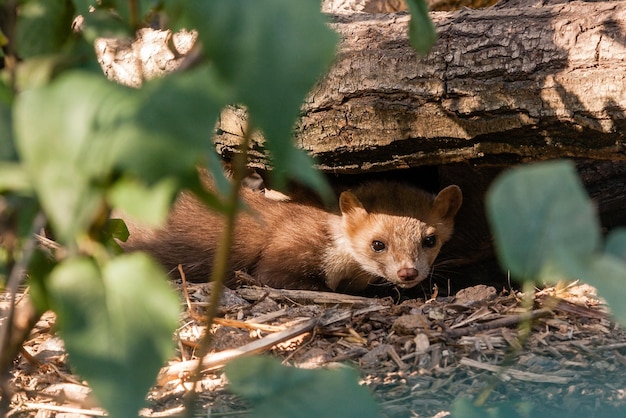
[432,185,463,220]
[339,191,367,216]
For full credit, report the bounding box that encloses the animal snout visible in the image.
[397,267,419,281]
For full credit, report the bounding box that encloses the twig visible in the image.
[177,264,196,317]
[47,363,87,386]
[387,345,409,370]
[212,317,285,333]
[139,405,185,417]
[159,317,319,383]
[18,347,39,367]
[441,308,553,339]
[459,357,571,384]
[183,128,252,415]
[0,212,46,415]
[244,308,288,324]
[16,402,107,417]
[236,286,387,308]
[160,308,361,383]
[596,342,626,351]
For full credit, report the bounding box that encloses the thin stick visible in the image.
[460,357,570,384]
[183,129,251,415]
[236,286,384,308]
[0,212,46,415]
[160,318,318,384]
[177,264,195,316]
[441,308,552,339]
[18,403,107,417]
[212,317,285,333]
[160,308,362,384]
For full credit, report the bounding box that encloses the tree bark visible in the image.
[216,1,626,173]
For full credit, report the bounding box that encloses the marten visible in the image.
[119,178,463,293]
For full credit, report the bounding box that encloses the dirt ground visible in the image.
[4,278,626,417]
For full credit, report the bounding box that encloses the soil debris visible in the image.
[4,282,626,417]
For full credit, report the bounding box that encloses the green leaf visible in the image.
[15,56,70,90]
[0,28,8,48]
[202,148,230,198]
[15,68,225,243]
[14,72,136,245]
[78,9,132,44]
[71,0,96,15]
[25,248,58,313]
[0,87,15,161]
[188,0,338,190]
[106,218,130,242]
[406,0,437,56]
[486,161,601,282]
[579,254,626,326]
[16,0,75,58]
[606,228,626,261]
[451,398,533,418]
[284,148,332,203]
[486,160,626,326]
[48,254,179,417]
[225,356,380,418]
[0,162,32,192]
[106,0,160,28]
[108,176,178,227]
[114,66,224,184]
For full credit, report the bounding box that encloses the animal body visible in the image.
[120,179,463,293]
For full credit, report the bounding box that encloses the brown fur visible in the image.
[119,180,462,292]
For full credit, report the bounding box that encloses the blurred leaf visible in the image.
[48,254,179,417]
[114,65,224,184]
[106,218,130,242]
[486,161,601,282]
[226,356,379,418]
[16,55,74,90]
[0,162,31,192]
[78,9,131,44]
[16,0,75,58]
[451,398,492,418]
[15,67,226,243]
[25,248,58,312]
[580,254,626,325]
[108,176,177,227]
[106,0,160,27]
[160,0,194,31]
[14,72,135,245]
[284,147,332,203]
[451,398,533,418]
[0,29,8,48]
[487,160,626,326]
[0,86,15,162]
[187,0,337,190]
[406,0,437,56]
[71,0,95,15]
[204,147,231,198]
[606,228,626,261]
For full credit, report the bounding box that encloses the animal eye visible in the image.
[371,240,386,253]
[423,235,437,248]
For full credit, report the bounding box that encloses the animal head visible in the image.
[339,183,462,288]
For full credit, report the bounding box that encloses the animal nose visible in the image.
[397,268,419,281]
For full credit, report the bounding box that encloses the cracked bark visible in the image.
[216,1,626,173]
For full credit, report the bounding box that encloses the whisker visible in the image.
[367,280,394,288]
